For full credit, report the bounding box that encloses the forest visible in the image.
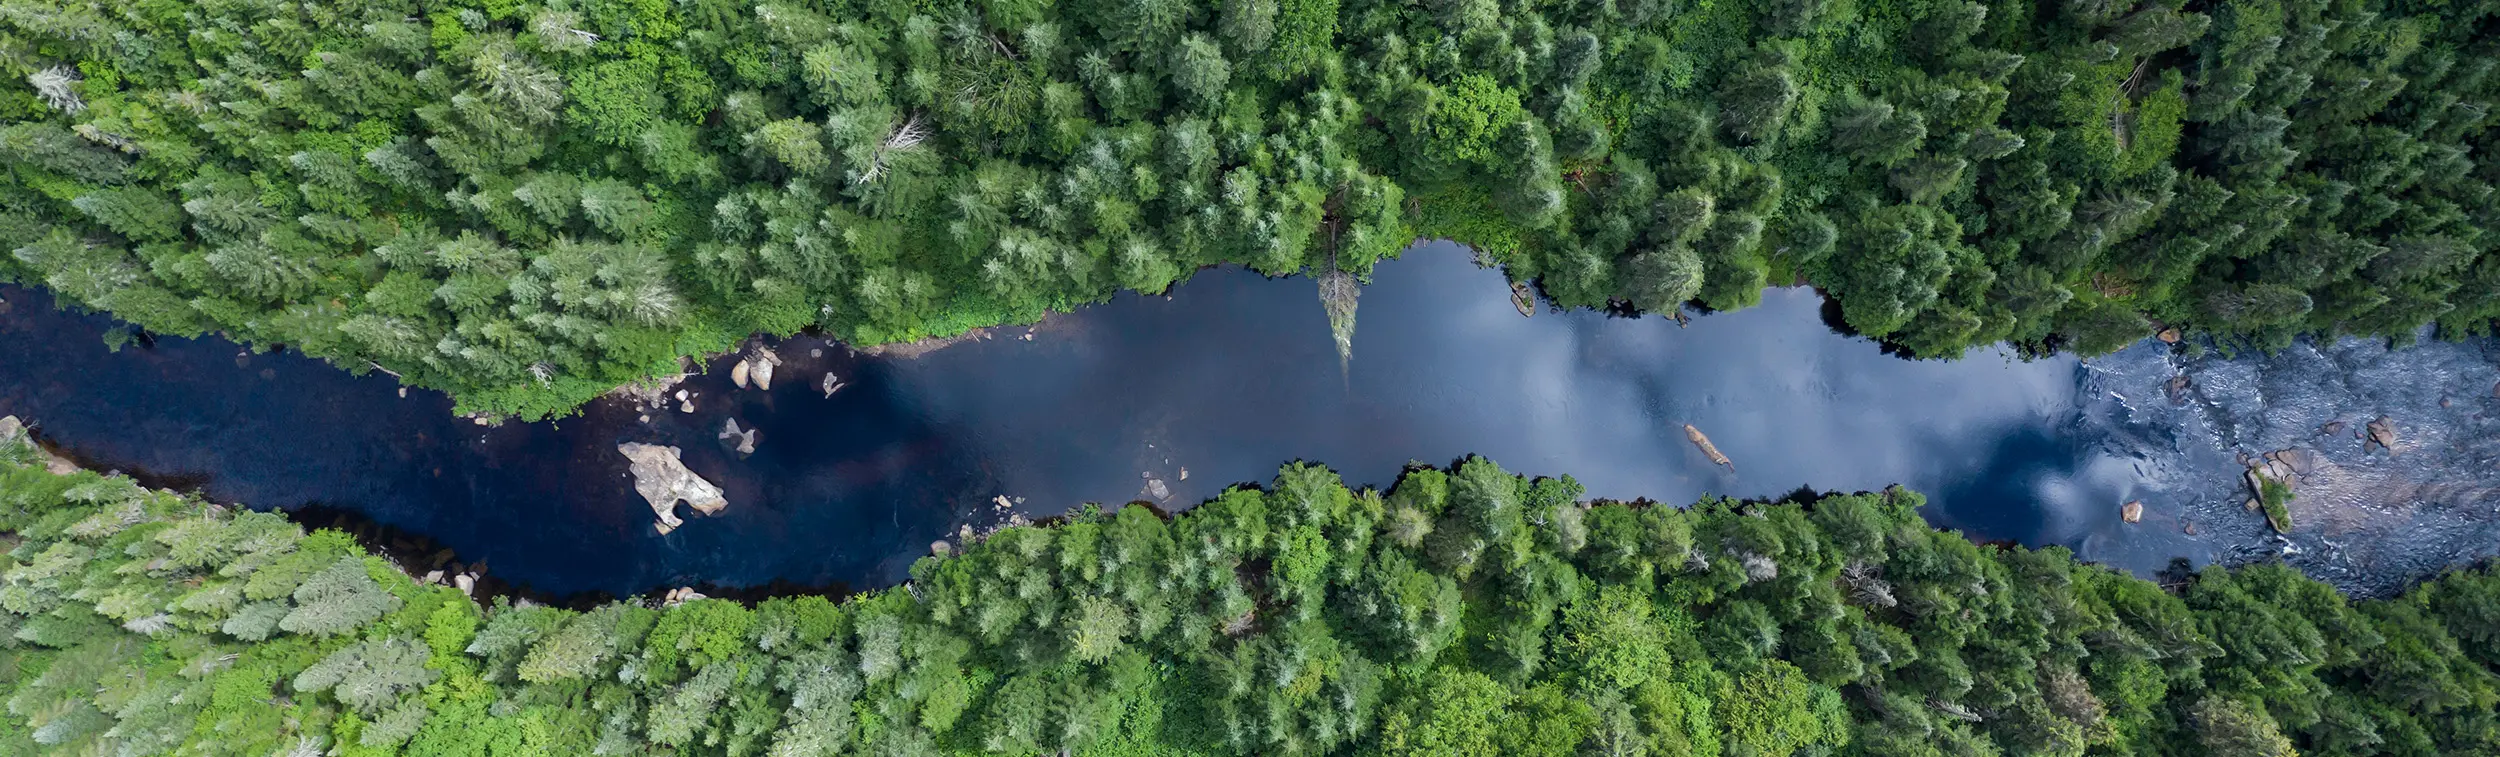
[2,0,2496,416]
[1,426,2496,756]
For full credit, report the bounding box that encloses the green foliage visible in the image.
[3,429,2499,756]
[2259,477,2294,533]
[0,0,2489,419]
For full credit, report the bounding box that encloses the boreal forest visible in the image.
[1,425,2497,755]
[1,0,2495,416]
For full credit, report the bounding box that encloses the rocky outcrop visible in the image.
[0,416,81,475]
[617,443,727,534]
[2242,448,2313,534]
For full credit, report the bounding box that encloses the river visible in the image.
[2,241,2494,597]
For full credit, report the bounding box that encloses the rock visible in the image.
[453,573,475,596]
[1178,467,1189,481]
[1145,476,1171,501]
[2320,420,2345,436]
[2156,327,2181,343]
[719,419,756,455]
[2245,497,2260,512]
[421,569,444,585]
[931,540,952,557]
[2365,416,2396,453]
[0,416,80,475]
[2182,520,2197,535]
[617,443,728,534]
[730,359,751,388]
[820,372,840,398]
[746,348,783,391]
[2121,500,2144,523]
[2165,375,2192,404]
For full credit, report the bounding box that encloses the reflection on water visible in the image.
[1,242,2493,596]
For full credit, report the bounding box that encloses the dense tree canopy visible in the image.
[0,0,2493,416]
[2,425,2496,755]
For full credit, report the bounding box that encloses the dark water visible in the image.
[3,242,2495,596]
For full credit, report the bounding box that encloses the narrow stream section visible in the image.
[3,242,2495,596]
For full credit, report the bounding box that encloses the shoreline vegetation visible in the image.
[3,0,2494,419]
[4,423,2497,755]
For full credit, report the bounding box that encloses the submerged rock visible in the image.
[719,419,757,456]
[617,443,727,534]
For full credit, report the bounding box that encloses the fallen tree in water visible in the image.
[0,425,2495,756]
[1685,423,1735,469]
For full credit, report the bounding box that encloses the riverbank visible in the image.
[7,247,2500,597]
[5,427,2496,756]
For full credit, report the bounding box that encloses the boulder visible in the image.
[730,359,751,388]
[2365,416,2396,453]
[744,347,783,391]
[2121,501,2144,523]
[2156,327,2181,344]
[618,443,728,534]
[2320,420,2345,436]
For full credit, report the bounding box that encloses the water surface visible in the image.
[3,242,2494,596]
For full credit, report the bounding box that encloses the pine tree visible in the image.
[294,636,438,713]
[278,557,400,637]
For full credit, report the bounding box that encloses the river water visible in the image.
[2,242,2495,597]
